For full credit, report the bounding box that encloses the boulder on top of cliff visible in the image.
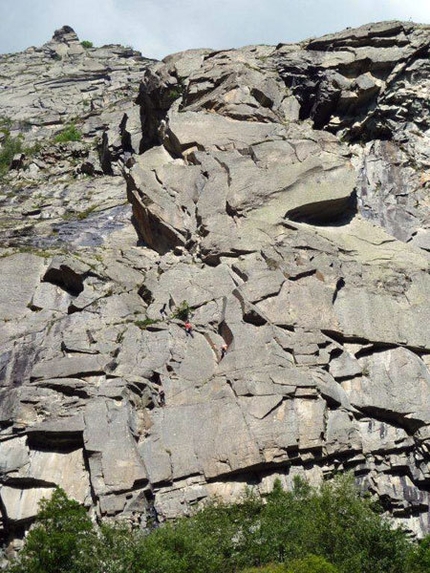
[45,25,84,58]
[51,25,80,45]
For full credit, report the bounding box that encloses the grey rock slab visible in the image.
[232,376,292,397]
[325,410,361,455]
[354,139,424,243]
[37,377,95,398]
[358,418,412,454]
[163,48,210,79]
[59,313,120,356]
[313,371,351,408]
[218,339,289,376]
[295,397,327,450]
[257,275,337,330]
[114,326,172,379]
[100,259,144,290]
[154,477,209,519]
[31,355,109,380]
[343,348,430,430]
[128,188,188,254]
[226,145,356,222]
[15,448,90,500]
[26,414,86,445]
[305,21,411,50]
[318,215,429,269]
[98,493,128,516]
[146,262,236,318]
[166,110,285,153]
[84,398,147,496]
[1,486,55,522]
[68,283,105,312]
[127,155,200,249]
[192,151,230,220]
[0,254,47,320]
[334,284,430,349]
[237,269,285,303]
[329,351,363,380]
[243,399,299,463]
[410,229,430,252]
[30,281,71,313]
[176,333,218,383]
[270,368,316,388]
[182,52,283,117]
[0,437,29,475]
[74,290,144,319]
[239,395,284,420]
[141,396,261,483]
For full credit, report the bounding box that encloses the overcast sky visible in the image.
[1,0,430,59]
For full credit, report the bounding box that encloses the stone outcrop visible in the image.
[1,21,430,555]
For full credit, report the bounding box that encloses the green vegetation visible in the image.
[6,488,94,573]
[81,40,93,49]
[61,205,97,222]
[242,565,287,573]
[0,117,23,178]
[173,299,191,321]
[76,205,97,220]
[6,476,429,573]
[0,115,43,179]
[407,536,430,573]
[134,317,159,330]
[285,555,340,573]
[54,123,82,143]
[166,85,183,102]
[23,141,43,156]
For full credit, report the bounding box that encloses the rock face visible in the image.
[1,21,430,552]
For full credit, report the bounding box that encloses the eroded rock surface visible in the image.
[1,22,430,553]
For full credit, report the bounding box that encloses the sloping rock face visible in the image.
[1,22,430,552]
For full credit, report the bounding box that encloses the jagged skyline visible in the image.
[1,0,429,59]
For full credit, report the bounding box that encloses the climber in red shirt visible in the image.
[184,320,194,337]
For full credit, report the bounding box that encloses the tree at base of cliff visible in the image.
[7,488,95,573]
[407,535,430,573]
[241,556,340,573]
[5,476,416,573]
[131,474,412,573]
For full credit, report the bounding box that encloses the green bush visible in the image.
[5,476,417,573]
[90,523,141,573]
[173,300,191,321]
[167,86,183,102]
[241,564,286,573]
[7,488,95,573]
[285,555,339,573]
[0,118,23,177]
[407,535,430,573]
[241,563,286,573]
[54,123,82,143]
[0,118,43,178]
[135,317,159,330]
[130,475,412,573]
[81,40,93,49]
[260,475,411,573]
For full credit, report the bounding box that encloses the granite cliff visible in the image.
[1,21,430,553]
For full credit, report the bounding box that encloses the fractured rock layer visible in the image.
[1,21,430,550]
